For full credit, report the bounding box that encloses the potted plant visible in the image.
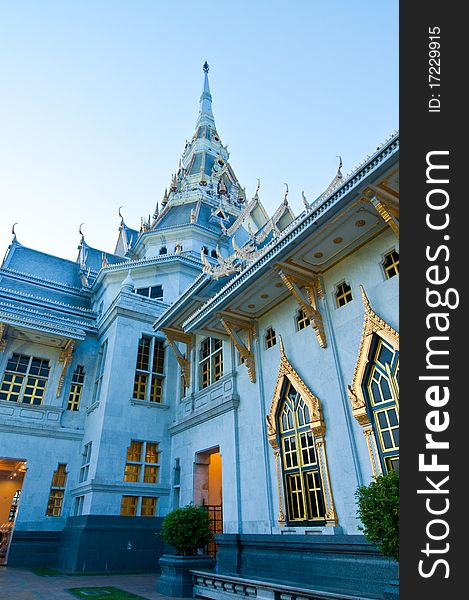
[355,469,399,600]
[156,504,215,597]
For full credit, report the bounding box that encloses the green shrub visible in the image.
[161,504,212,556]
[355,469,399,561]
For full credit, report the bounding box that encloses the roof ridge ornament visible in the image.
[11,222,18,242]
[78,223,85,245]
[118,206,124,227]
[283,183,289,205]
[254,178,260,200]
[336,155,343,178]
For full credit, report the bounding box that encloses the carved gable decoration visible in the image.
[347,286,399,422]
[266,336,324,448]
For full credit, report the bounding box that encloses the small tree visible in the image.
[355,469,399,561]
[161,505,213,556]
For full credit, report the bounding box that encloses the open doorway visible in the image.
[0,458,27,566]
[194,448,223,557]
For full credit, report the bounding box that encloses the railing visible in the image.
[203,504,223,557]
[191,570,378,600]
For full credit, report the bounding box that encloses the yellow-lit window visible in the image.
[46,490,64,517]
[141,497,157,516]
[383,250,399,279]
[121,495,138,516]
[124,464,141,482]
[124,441,160,484]
[133,337,165,402]
[277,381,326,525]
[199,338,223,389]
[335,282,353,307]
[143,465,159,483]
[0,354,50,405]
[127,440,143,462]
[67,365,85,411]
[46,464,67,516]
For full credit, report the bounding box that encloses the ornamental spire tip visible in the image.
[203,61,209,73]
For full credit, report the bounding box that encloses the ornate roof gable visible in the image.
[266,336,325,449]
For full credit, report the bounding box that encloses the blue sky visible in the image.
[0,1,398,261]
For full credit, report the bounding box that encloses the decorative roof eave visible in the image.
[0,286,97,317]
[0,312,89,341]
[91,252,204,289]
[0,299,97,332]
[226,193,270,237]
[182,133,399,331]
[134,221,230,249]
[0,267,92,298]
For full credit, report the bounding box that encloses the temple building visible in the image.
[0,63,399,597]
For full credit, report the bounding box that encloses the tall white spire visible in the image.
[197,61,215,127]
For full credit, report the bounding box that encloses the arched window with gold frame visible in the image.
[348,286,399,477]
[362,337,399,473]
[266,337,337,527]
[278,380,326,524]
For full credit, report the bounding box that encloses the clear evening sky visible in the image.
[0,1,398,262]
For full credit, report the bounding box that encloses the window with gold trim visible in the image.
[296,309,310,331]
[124,440,160,484]
[0,353,51,405]
[383,250,399,279]
[335,282,353,307]
[46,464,67,516]
[363,338,399,472]
[67,365,85,411]
[277,381,326,524]
[199,337,223,389]
[133,336,165,403]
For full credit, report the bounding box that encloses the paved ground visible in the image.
[0,567,184,600]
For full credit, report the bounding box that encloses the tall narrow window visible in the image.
[0,353,50,405]
[74,496,85,516]
[67,365,85,411]
[296,309,310,331]
[199,338,223,389]
[363,337,399,472]
[46,464,67,516]
[124,440,160,484]
[92,341,108,404]
[277,381,326,524]
[80,442,92,483]
[335,282,353,307]
[382,250,399,279]
[265,327,277,349]
[133,337,165,403]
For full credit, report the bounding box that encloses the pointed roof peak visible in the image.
[198,61,214,126]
